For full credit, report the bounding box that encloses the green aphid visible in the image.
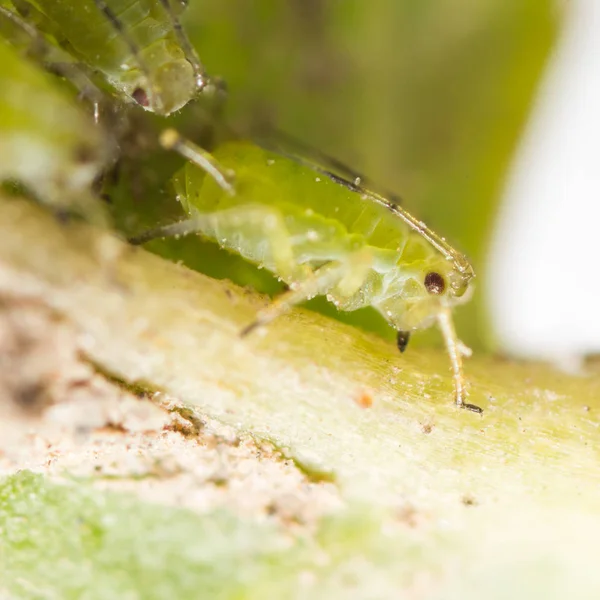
[1,0,212,115]
[131,130,481,412]
[0,37,111,223]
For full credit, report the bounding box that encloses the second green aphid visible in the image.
[132,130,481,413]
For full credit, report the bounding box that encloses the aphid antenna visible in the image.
[0,4,105,109]
[91,0,164,113]
[156,0,210,91]
[371,191,473,275]
[159,128,235,195]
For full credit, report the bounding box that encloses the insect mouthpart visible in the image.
[396,331,411,353]
[447,266,475,299]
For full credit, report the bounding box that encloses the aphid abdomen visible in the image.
[181,142,436,290]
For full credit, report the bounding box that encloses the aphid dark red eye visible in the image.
[132,87,149,107]
[424,271,445,295]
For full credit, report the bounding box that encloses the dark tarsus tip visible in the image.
[54,209,71,225]
[128,232,152,245]
[424,271,446,295]
[74,143,97,164]
[240,321,260,338]
[396,330,411,353]
[461,402,483,414]
[132,87,149,107]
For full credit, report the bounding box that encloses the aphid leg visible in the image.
[160,129,235,195]
[129,204,298,277]
[155,0,208,90]
[241,250,373,337]
[128,217,197,245]
[90,0,160,112]
[128,214,207,245]
[240,262,342,337]
[45,61,105,108]
[436,307,482,413]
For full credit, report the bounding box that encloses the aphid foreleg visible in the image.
[241,250,373,337]
[44,61,105,109]
[436,307,482,413]
[160,129,234,195]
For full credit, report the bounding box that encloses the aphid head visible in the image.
[124,60,198,116]
[151,60,197,115]
[377,251,475,331]
[420,256,475,310]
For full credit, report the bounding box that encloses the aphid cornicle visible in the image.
[131,130,482,413]
[0,37,110,223]
[2,0,210,115]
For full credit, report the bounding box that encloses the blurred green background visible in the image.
[113,0,559,351]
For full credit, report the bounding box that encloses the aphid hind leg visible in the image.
[436,307,482,413]
[160,129,234,195]
[129,204,299,278]
[241,250,373,337]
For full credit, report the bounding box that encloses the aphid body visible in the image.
[0,38,110,222]
[3,0,206,115]
[133,132,480,411]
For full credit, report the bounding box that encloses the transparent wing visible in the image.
[254,126,405,207]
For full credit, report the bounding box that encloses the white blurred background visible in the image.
[487,0,600,368]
